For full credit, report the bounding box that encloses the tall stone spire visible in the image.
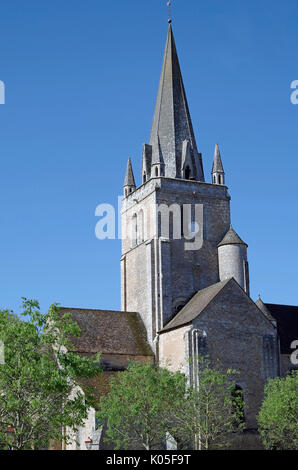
[148,25,204,181]
[212,143,225,185]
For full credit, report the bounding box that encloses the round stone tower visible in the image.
[218,225,250,295]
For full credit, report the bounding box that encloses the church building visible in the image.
[61,25,297,450]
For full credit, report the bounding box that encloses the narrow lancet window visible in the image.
[185,166,191,180]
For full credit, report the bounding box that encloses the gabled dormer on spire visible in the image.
[123,158,136,197]
[151,134,165,178]
[181,140,194,180]
[212,143,225,185]
[142,144,152,183]
[143,25,204,182]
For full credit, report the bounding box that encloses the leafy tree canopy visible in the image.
[97,357,244,451]
[257,371,298,450]
[0,298,101,450]
[172,356,245,450]
[97,361,187,450]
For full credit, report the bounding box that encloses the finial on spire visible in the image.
[167,1,172,24]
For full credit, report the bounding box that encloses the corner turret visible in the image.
[217,225,250,295]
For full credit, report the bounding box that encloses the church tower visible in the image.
[121,26,246,346]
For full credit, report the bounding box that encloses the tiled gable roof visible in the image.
[59,308,153,357]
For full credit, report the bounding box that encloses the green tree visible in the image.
[257,371,298,450]
[172,357,245,450]
[96,362,187,450]
[0,299,101,450]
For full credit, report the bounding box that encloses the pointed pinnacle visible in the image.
[212,143,224,173]
[124,158,136,187]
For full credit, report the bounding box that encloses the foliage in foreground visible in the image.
[97,358,244,450]
[257,371,298,450]
[172,357,245,450]
[0,299,101,450]
[97,361,187,450]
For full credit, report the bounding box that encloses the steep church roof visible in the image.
[59,307,153,357]
[264,303,298,354]
[218,225,248,248]
[160,279,231,332]
[149,25,204,181]
[160,278,276,334]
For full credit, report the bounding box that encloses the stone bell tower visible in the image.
[121,26,236,346]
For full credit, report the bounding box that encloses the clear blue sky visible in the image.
[0,0,297,314]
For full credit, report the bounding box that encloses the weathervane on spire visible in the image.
[167,1,172,24]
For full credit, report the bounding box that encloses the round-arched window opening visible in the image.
[155,167,159,177]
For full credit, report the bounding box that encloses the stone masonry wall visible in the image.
[159,281,279,429]
[121,177,231,345]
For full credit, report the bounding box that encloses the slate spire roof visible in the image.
[124,158,136,187]
[212,143,224,173]
[149,25,204,181]
[218,225,248,248]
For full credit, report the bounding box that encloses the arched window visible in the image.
[185,166,191,180]
[213,175,216,184]
[143,173,147,183]
[155,167,159,177]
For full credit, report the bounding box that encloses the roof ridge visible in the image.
[59,307,139,315]
[265,303,298,309]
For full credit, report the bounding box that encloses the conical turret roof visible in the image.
[218,225,248,248]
